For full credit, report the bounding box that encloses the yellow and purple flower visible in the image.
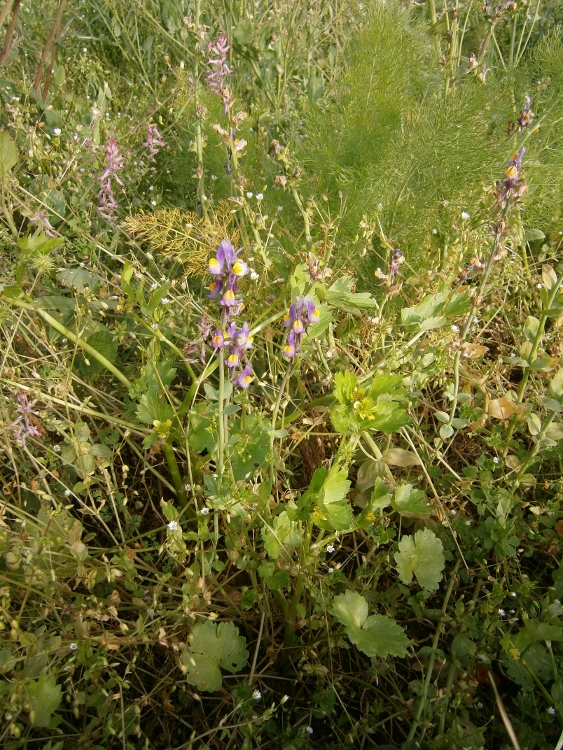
[207,240,248,317]
[282,296,319,360]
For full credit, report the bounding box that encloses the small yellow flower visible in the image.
[152,419,172,438]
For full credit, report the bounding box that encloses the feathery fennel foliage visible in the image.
[303,1,563,279]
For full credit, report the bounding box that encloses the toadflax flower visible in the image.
[209,321,254,388]
[10,393,41,447]
[207,240,248,317]
[498,147,526,205]
[282,296,319,360]
[143,122,168,163]
[518,95,534,134]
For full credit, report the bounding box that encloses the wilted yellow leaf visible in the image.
[382,448,421,466]
[488,397,516,419]
[462,343,489,359]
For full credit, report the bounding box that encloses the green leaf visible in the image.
[258,561,290,590]
[0,130,17,179]
[370,478,392,509]
[356,459,384,492]
[76,330,117,374]
[263,511,301,559]
[136,388,174,425]
[394,528,445,591]
[316,466,353,531]
[524,228,545,242]
[182,620,248,692]
[26,674,62,727]
[333,371,358,405]
[331,590,368,629]
[33,295,75,311]
[307,305,332,338]
[233,19,253,46]
[549,369,563,400]
[331,590,409,658]
[347,616,409,658]
[451,634,476,668]
[325,276,376,315]
[391,484,431,518]
[57,267,100,293]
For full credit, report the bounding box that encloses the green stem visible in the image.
[9,300,132,389]
[162,441,190,510]
[193,0,208,221]
[503,274,563,454]
[438,577,483,735]
[217,346,226,488]
[269,363,293,487]
[407,558,461,741]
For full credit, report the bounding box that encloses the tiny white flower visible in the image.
[327,545,335,553]
[200,507,210,515]
[305,726,313,735]
[548,706,556,716]
[451,325,460,333]
[510,592,517,598]
[211,174,217,180]
[69,642,78,651]
[538,283,543,289]
[64,489,71,496]
[246,192,253,198]
[151,282,158,289]
[151,323,158,330]
[432,228,438,234]
[252,689,261,701]
[151,200,157,206]
[493,457,499,464]
[511,352,516,357]
[161,297,171,304]
[184,484,191,492]
[281,695,289,704]
[451,510,457,515]
[53,127,61,136]
[465,520,471,526]
[477,702,483,709]
[149,185,154,191]
[328,567,334,573]
[277,205,283,211]
[461,211,470,220]
[168,520,179,532]
[54,444,61,452]
[250,270,259,281]
[498,609,506,617]
[256,192,264,200]
[377,203,383,210]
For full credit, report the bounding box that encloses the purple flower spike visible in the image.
[10,393,41,447]
[281,296,319,359]
[207,34,233,113]
[98,137,125,220]
[143,122,167,163]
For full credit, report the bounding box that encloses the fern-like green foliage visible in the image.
[301,1,563,279]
